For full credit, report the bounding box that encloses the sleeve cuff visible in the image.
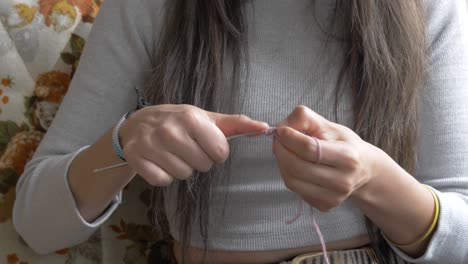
[13,145,122,254]
[68,146,122,227]
[76,187,122,228]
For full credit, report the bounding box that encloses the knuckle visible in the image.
[335,178,354,194]
[213,142,230,162]
[236,114,250,122]
[283,177,297,191]
[159,122,175,136]
[330,196,345,208]
[138,112,156,126]
[159,124,184,145]
[148,175,173,187]
[144,175,160,186]
[340,125,354,135]
[179,168,194,180]
[338,195,347,205]
[318,200,336,212]
[316,205,331,212]
[307,196,340,212]
[341,146,360,169]
[198,161,213,173]
[181,110,201,127]
[304,196,324,211]
[291,105,309,120]
[287,105,306,121]
[294,105,309,115]
[178,104,194,110]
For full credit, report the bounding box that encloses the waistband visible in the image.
[281,246,408,264]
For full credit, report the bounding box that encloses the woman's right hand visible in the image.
[119,104,269,186]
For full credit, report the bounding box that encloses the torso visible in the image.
[163,0,369,255]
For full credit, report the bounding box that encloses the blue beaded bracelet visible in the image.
[112,87,151,161]
[112,112,129,161]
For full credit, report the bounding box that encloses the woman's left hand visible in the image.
[273,105,385,211]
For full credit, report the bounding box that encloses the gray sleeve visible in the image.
[389,0,468,263]
[12,0,159,254]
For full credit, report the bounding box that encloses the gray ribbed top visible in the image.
[12,0,468,263]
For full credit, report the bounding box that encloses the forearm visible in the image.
[351,146,436,257]
[68,126,136,222]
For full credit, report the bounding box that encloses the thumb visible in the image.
[276,105,331,139]
[205,112,269,138]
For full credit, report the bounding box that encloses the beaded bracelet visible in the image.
[384,184,440,248]
[111,87,152,162]
[112,112,129,161]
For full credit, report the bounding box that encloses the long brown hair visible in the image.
[144,1,426,263]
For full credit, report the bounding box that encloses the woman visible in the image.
[12,0,468,263]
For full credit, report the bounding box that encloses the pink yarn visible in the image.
[312,137,322,163]
[265,127,278,136]
[285,136,330,264]
[286,199,330,264]
[309,206,329,264]
[286,200,330,264]
[286,198,304,225]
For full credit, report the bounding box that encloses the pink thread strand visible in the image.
[285,136,330,264]
[309,206,330,264]
[265,127,277,136]
[286,197,304,225]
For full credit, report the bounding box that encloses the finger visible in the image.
[274,139,342,189]
[144,150,194,180]
[189,117,232,163]
[206,111,269,138]
[297,183,345,212]
[154,111,229,164]
[160,104,269,138]
[273,139,353,193]
[165,136,214,173]
[274,149,343,211]
[276,105,339,140]
[274,126,352,168]
[129,155,174,186]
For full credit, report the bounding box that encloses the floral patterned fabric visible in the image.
[0,1,173,263]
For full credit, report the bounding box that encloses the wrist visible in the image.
[383,185,440,248]
[351,143,389,203]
